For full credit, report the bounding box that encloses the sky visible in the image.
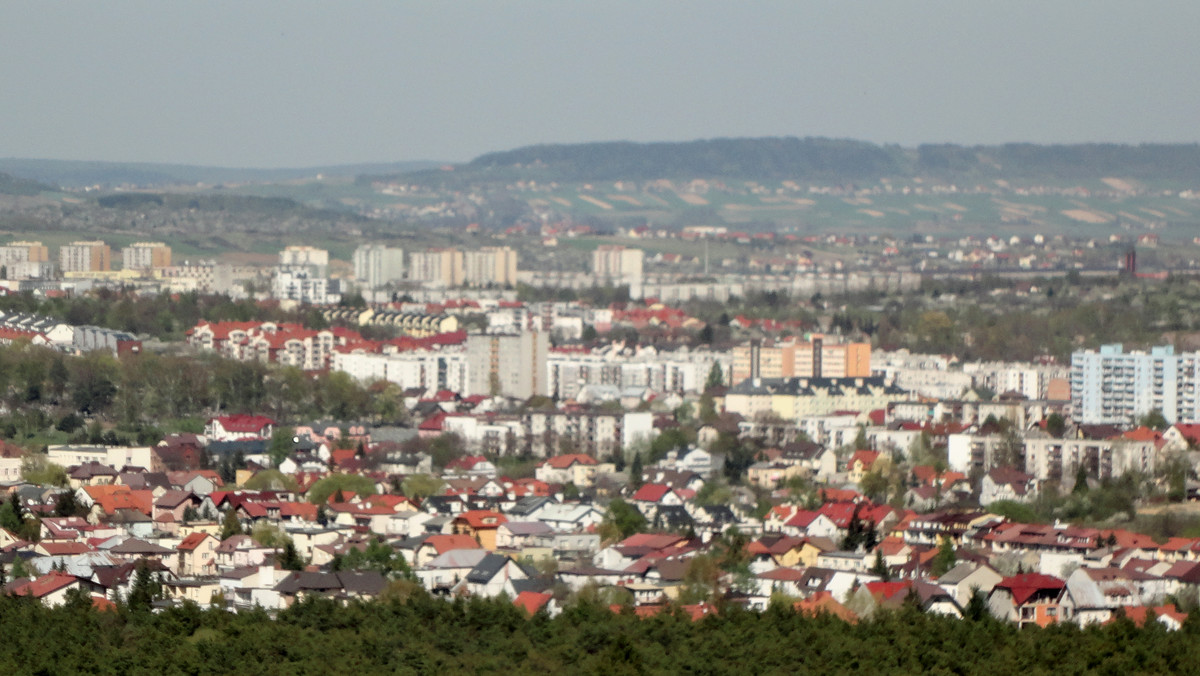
[2,1,1199,168]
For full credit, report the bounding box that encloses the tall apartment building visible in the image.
[465,331,548,399]
[272,268,338,305]
[591,246,644,298]
[121,242,172,271]
[463,246,518,287]
[353,244,405,289]
[731,335,871,384]
[279,246,329,276]
[1071,344,1200,424]
[59,241,112,273]
[0,241,49,266]
[408,248,464,287]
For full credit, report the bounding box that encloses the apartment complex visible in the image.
[1070,344,1200,424]
[59,241,112,273]
[591,245,644,297]
[0,241,49,266]
[352,245,405,290]
[731,336,871,384]
[465,331,548,399]
[272,268,338,305]
[409,249,464,287]
[463,246,518,287]
[279,246,329,276]
[122,242,172,271]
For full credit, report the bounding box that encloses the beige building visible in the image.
[0,241,49,265]
[591,245,644,297]
[466,331,548,399]
[122,242,172,271]
[732,336,871,384]
[408,248,464,287]
[59,241,112,273]
[463,246,518,287]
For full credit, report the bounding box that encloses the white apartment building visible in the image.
[279,246,329,276]
[272,268,338,305]
[122,242,171,271]
[353,244,405,290]
[1071,344,1200,424]
[332,349,468,392]
[591,245,644,298]
[546,345,729,399]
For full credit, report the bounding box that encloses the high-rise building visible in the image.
[279,246,329,276]
[408,248,464,287]
[1071,344,1200,424]
[59,241,112,273]
[466,331,548,399]
[463,246,518,287]
[0,241,49,266]
[591,245,644,298]
[122,242,172,271]
[353,244,405,289]
[731,335,871,384]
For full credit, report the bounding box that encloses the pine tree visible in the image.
[220,509,243,540]
[630,453,644,489]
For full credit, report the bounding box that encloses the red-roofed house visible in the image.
[206,415,275,442]
[535,454,600,487]
[452,510,508,551]
[988,573,1070,627]
[7,572,101,607]
[415,534,481,567]
[177,532,218,577]
[513,590,556,616]
[847,450,882,483]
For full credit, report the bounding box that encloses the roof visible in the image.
[178,533,213,551]
[513,591,553,615]
[9,572,79,598]
[543,454,599,470]
[422,534,481,555]
[210,414,276,432]
[454,510,507,529]
[996,573,1065,606]
[631,483,672,502]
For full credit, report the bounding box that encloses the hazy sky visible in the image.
[3,1,1199,167]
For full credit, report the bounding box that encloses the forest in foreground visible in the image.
[5,593,1198,675]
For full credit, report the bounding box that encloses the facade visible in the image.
[1071,344,1200,424]
[0,240,49,269]
[408,249,464,287]
[462,247,518,287]
[591,245,644,298]
[59,241,112,273]
[353,244,405,290]
[272,268,337,305]
[732,336,871,383]
[465,331,548,399]
[724,376,908,423]
[333,349,468,392]
[279,246,329,276]
[121,242,172,271]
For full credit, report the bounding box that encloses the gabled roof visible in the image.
[209,415,276,432]
[8,571,79,598]
[513,590,552,615]
[178,533,214,551]
[543,454,599,470]
[421,534,480,555]
[631,483,672,503]
[995,573,1065,606]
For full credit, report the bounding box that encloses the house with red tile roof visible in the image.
[535,454,600,487]
[414,534,481,567]
[177,532,219,577]
[513,590,556,616]
[7,571,102,607]
[452,510,508,551]
[988,573,1070,628]
[206,415,275,442]
[847,450,882,483]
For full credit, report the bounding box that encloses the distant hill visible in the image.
[364,137,1200,186]
[0,159,442,190]
[0,171,57,196]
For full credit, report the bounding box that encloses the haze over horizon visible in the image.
[4,1,1199,169]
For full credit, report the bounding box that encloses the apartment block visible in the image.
[591,245,644,297]
[353,244,406,290]
[408,249,464,287]
[732,336,871,384]
[463,247,518,287]
[122,242,172,271]
[279,246,329,276]
[1070,344,1200,424]
[465,331,548,399]
[59,241,112,273]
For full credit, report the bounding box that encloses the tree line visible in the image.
[0,591,1198,674]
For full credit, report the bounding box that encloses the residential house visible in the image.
[988,573,1071,627]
